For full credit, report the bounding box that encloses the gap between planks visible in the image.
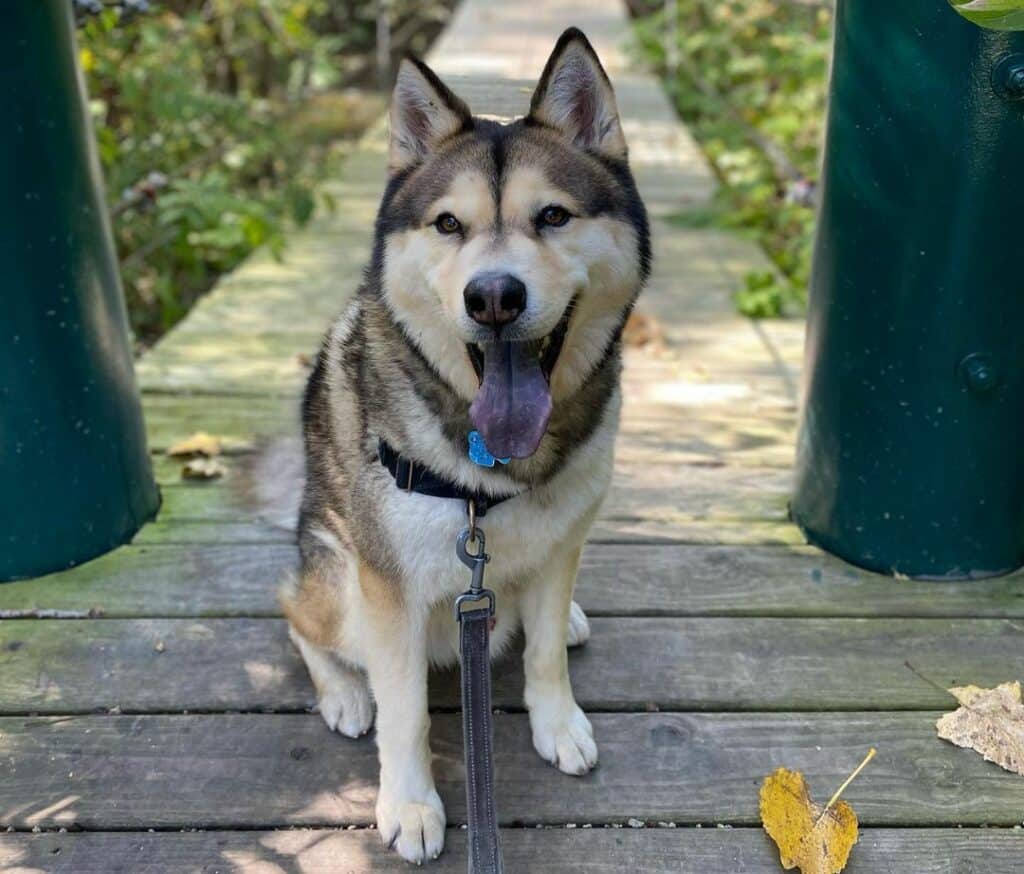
[5,827,1024,874]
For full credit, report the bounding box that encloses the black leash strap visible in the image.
[454,525,504,874]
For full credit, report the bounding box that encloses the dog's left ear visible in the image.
[388,56,472,175]
[528,28,627,160]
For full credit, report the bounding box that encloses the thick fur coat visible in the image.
[278,28,649,863]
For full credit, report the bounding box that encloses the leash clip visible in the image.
[455,526,495,621]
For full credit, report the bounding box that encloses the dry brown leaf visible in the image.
[181,457,227,480]
[936,681,1024,776]
[167,431,222,458]
[622,311,664,348]
[760,751,875,874]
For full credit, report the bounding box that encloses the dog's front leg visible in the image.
[359,562,445,863]
[520,542,598,776]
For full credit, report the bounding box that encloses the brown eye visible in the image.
[539,205,571,228]
[435,213,462,235]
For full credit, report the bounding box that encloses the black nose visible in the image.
[463,272,527,329]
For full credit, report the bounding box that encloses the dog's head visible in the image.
[377,27,649,459]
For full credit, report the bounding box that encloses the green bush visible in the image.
[633,0,832,317]
[78,0,448,345]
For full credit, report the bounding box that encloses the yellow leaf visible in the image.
[936,681,1024,776]
[167,431,222,458]
[760,752,874,874]
[80,48,95,73]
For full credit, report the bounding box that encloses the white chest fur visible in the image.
[377,420,615,609]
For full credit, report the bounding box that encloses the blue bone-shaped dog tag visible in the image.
[468,430,511,467]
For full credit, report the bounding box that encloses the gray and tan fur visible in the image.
[278,28,649,863]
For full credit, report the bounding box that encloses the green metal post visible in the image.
[1,1,160,581]
[792,0,1024,580]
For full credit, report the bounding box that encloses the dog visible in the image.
[277,27,649,863]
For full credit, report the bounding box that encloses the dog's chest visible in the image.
[376,446,613,605]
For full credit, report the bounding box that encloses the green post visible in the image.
[792,0,1024,580]
[1,1,160,581]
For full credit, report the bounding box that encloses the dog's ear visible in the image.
[527,28,626,160]
[388,57,472,175]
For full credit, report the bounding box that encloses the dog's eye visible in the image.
[434,213,462,235]
[538,205,571,228]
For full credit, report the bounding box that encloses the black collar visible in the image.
[377,438,518,517]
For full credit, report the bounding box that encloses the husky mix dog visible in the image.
[278,28,649,863]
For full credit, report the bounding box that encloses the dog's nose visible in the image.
[464,272,527,328]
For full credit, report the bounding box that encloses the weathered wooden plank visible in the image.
[142,393,300,454]
[4,827,1022,874]
[130,515,805,547]
[139,458,800,549]
[2,617,1022,713]
[141,392,796,468]
[1,712,1021,828]
[4,542,1022,620]
[0,544,292,618]
[151,455,795,512]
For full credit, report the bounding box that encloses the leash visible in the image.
[377,437,509,870]
[454,506,504,873]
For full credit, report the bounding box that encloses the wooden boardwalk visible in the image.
[3,0,1024,870]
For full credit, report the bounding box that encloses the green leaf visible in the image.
[950,0,1024,30]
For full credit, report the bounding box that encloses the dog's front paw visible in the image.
[376,786,446,863]
[529,700,598,776]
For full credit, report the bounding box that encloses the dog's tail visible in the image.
[235,434,305,533]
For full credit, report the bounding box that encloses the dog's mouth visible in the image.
[466,298,575,460]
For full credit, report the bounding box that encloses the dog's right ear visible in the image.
[388,57,472,175]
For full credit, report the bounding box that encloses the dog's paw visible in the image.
[376,787,446,864]
[316,672,374,738]
[530,700,598,776]
[566,600,591,648]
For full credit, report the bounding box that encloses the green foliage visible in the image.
[633,0,832,317]
[736,270,797,319]
[950,0,1024,31]
[78,1,447,345]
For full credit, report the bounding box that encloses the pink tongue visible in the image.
[469,340,552,459]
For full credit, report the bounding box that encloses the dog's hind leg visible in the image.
[567,600,591,648]
[289,627,374,737]
[280,555,374,739]
[520,542,598,776]
[358,560,446,864]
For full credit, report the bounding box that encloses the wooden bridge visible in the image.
[2,0,1024,870]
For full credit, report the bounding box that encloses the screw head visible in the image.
[1008,68,1024,97]
[993,55,1024,101]
[959,353,1000,394]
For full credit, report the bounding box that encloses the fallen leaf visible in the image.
[760,750,875,874]
[167,431,222,458]
[936,682,1024,775]
[181,458,227,480]
[622,311,664,348]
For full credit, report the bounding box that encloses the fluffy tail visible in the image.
[237,435,304,532]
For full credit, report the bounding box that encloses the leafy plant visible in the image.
[950,0,1024,30]
[632,0,832,317]
[78,0,451,346]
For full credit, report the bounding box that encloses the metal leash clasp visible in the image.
[454,519,496,622]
